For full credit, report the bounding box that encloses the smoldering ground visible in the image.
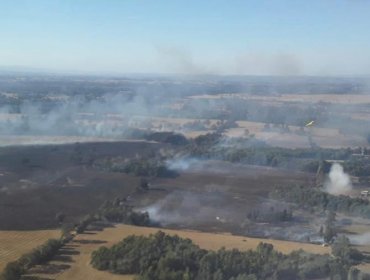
[165,158,204,172]
[139,188,328,243]
[165,156,277,175]
[165,156,245,174]
[139,190,247,229]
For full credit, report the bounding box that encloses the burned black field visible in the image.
[0,140,313,233]
[0,141,166,229]
[142,161,313,234]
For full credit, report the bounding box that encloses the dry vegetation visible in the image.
[0,229,60,271]
[28,224,330,280]
[190,93,370,105]
[226,121,367,148]
[123,115,368,148]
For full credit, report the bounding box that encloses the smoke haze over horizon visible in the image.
[1,1,370,76]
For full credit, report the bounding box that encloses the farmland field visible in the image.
[190,93,370,105]
[29,224,330,280]
[0,229,60,271]
[0,76,369,278]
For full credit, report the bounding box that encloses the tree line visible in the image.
[185,133,354,170]
[1,238,65,280]
[91,231,366,280]
[271,185,370,219]
[1,195,152,280]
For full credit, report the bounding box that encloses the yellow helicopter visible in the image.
[305,120,315,127]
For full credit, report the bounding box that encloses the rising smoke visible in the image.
[0,93,162,140]
[140,190,231,226]
[325,163,352,195]
[165,157,204,172]
[347,232,370,246]
[235,51,303,76]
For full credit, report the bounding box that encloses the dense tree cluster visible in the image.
[186,134,370,178]
[75,214,97,234]
[271,185,370,219]
[301,160,332,173]
[90,231,360,280]
[332,236,365,264]
[187,134,352,171]
[69,198,152,235]
[182,120,208,131]
[344,158,370,177]
[97,198,151,226]
[187,133,224,157]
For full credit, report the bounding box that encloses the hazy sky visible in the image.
[1,0,370,76]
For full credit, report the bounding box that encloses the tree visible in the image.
[323,223,336,244]
[213,269,224,280]
[75,214,95,234]
[61,223,74,240]
[319,225,324,236]
[129,211,150,226]
[1,262,24,280]
[323,211,337,243]
[332,235,351,260]
[348,267,360,280]
[332,236,364,264]
[137,178,149,192]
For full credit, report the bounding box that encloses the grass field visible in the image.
[0,229,60,272]
[29,224,330,280]
[126,115,369,148]
[190,93,370,105]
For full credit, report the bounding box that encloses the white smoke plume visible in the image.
[165,158,238,175]
[325,163,352,195]
[165,158,202,172]
[139,190,229,226]
[348,232,370,246]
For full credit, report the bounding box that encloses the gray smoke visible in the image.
[156,46,213,75]
[140,190,229,226]
[235,51,303,76]
[0,93,163,141]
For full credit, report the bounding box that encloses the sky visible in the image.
[0,0,370,76]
